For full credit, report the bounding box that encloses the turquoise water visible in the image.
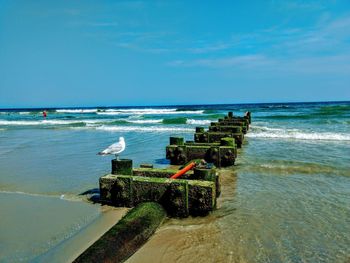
[0,102,350,262]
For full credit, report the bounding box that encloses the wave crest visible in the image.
[97,109,204,115]
[248,125,350,141]
[56,109,98,113]
[95,125,193,132]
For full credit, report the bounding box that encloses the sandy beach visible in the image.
[37,206,128,263]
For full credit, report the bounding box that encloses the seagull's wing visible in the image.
[98,141,123,155]
[108,142,124,154]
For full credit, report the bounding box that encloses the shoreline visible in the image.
[37,205,128,263]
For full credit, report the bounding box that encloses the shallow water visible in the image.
[0,102,350,262]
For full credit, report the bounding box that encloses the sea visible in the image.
[0,101,349,262]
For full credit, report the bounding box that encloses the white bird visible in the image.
[98,137,126,160]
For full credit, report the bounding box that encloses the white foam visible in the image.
[250,125,299,132]
[0,119,108,126]
[95,125,193,132]
[56,109,98,113]
[0,120,41,125]
[186,119,212,125]
[97,109,204,115]
[0,190,83,202]
[247,126,350,141]
[126,119,163,124]
[19,112,31,115]
[0,190,62,198]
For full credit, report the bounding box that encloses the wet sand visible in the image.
[126,169,238,263]
[37,205,128,263]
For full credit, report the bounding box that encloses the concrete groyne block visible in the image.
[132,176,189,218]
[188,180,216,216]
[209,125,243,134]
[112,159,133,175]
[99,174,216,217]
[195,132,244,148]
[100,174,133,207]
[169,136,184,146]
[165,144,236,167]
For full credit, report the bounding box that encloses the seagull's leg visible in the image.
[115,154,119,160]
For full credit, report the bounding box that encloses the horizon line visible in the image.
[0,99,349,110]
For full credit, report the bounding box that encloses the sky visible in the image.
[0,0,350,108]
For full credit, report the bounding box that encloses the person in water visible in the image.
[43,110,47,118]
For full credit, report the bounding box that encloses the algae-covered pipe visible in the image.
[74,202,166,263]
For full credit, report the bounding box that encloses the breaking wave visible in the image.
[126,119,163,124]
[94,125,193,133]
[97,109,204,115]
[186,119,212,125]
[248,125,350,141]
[0,119,105,126]
[56,109,98,113]
[0,118,211,127]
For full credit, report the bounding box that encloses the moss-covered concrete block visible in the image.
[133,167,178,178]
[209,125,242,134]
[166,145,177,161]
[186,145,209,161]
[219,118,249,129]
[140,163,154,168]
[167,143,236,167]
[112,159,133,175]
[132,176,169,204]
[169,136,184,145]
[196,127,205,133]
[99,174,218,217]
[131,176,189,218]
[220,137,235,147]
[161,181,189,218]
[99,174,133,207]
[196,131,243,147]
[220,146,236,166]
[99,174,116,204]
[194,132,208,143]
[193,167,216,181]
[212,120,247,128]
[188,180,216,216]
[166,145,187,164]
[205,146,220,167]
[185,141,220,147]
[133,167,193,179]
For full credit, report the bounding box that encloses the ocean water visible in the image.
[0,102,349,262]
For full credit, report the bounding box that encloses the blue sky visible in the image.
[0,0,350,108]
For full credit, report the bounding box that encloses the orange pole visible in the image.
[170,162,196,179]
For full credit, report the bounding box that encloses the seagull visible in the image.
[98,137,126,160]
